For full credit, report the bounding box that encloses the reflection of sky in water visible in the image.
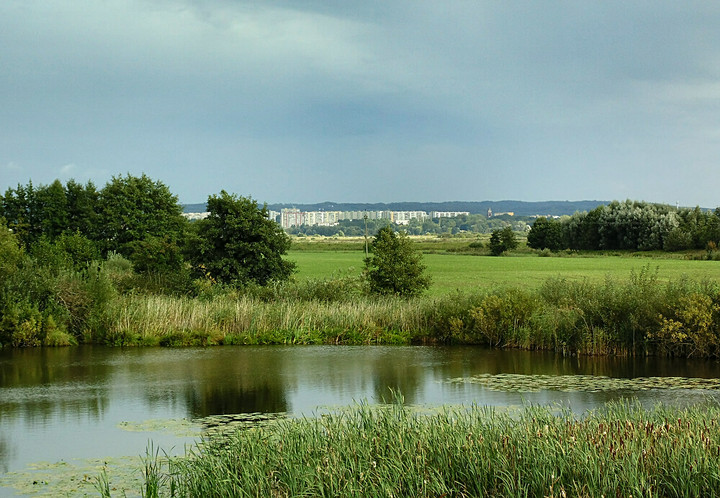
[2,345,720,479]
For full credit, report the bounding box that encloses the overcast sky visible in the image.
[2,1,719,206]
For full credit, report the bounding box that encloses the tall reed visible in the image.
[103,294,427,346]
[85,267,720,357]
[142,398,720,497]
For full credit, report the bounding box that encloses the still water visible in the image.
[2,345,720,492]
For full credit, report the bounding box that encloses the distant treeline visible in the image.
[185,200,610,217]
[528,200,720,255]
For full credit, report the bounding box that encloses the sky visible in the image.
[2,1,719,207]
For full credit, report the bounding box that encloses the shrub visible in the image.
[468,288,538,346]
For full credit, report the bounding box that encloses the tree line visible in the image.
[0,175,297,347]
[527,200,720,255]
[1,175,433,347]
[0,175,293,284]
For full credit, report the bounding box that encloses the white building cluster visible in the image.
[279,208,469,229]
[183,208,471,229]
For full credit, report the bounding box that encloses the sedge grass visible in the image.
[141,397,720,497]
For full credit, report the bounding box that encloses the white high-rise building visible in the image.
[280,208,304,228]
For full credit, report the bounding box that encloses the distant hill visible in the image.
[183,200,609,217]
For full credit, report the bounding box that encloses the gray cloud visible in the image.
[1,0,719,206]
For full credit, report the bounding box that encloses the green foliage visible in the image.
[0,219,23,284]
[54,232,100,269]
[143,399,720,497]
[126,235,184,274]
[65,179,101,236]
[191,191,295,286]
[541,201,720,253]
[527,217,564,250]
[364,226,431,297]
[468,288,538,346]
[488,226,518,255]
[97,174,187,261]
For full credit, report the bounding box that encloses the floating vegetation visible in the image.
[199,412,286,438]
[0,457,144,497]
[117,417,200,437]
[448,373,720,392]
[117,411,287,439]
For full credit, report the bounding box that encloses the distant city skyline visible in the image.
[2,2,719,207]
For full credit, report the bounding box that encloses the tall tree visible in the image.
[191,191,295,286]
[65,179,100,238]
[35,179,69,240]
[97,174,186,257]
[527,217,564,251]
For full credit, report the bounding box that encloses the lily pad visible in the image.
[447,374,720,393]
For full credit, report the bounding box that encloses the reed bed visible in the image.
[141,398,720,497]
[93,266,720,357]
[104,294,428,346]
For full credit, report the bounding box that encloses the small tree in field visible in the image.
[364,226,431,297]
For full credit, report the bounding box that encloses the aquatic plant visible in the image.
[139,398,720,497]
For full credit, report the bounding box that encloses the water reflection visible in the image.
[1,345,720,476]
[0,437,13,474]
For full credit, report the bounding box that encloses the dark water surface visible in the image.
[2,345,720,490]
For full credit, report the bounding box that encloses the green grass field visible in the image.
[287,250,720,296]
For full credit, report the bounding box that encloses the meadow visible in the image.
[287,241,720,296]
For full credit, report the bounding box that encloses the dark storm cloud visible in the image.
[1,1,719,205]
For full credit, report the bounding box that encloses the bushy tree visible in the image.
[527,217,564,251]
[191,191,295,286]
[97,174,186,256]
[488,226,518,256]
[364,226,431,297]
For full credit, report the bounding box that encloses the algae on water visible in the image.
[448,374,720,392]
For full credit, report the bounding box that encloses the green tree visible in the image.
[363,226,431,297]
[0,219,24,286]
[35,180,70,240]
[191,191,295,286]
[527,217,564,251]
[1,182,37,245]
[65,179,100,238]
[97,174,186,262]
[488,226,518,256]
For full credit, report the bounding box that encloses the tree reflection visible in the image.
[0,346,110,423]
[183,382,288,417]
[0,436,13,473]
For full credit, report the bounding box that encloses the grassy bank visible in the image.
[87,266,720,357]
[134,398,720,497]
[4,244,720,357]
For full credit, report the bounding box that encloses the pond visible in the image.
[2,345,720,495]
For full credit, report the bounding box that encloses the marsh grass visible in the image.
[141,398,720,497]
[95,266,720,357]
[103,293,426,346]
